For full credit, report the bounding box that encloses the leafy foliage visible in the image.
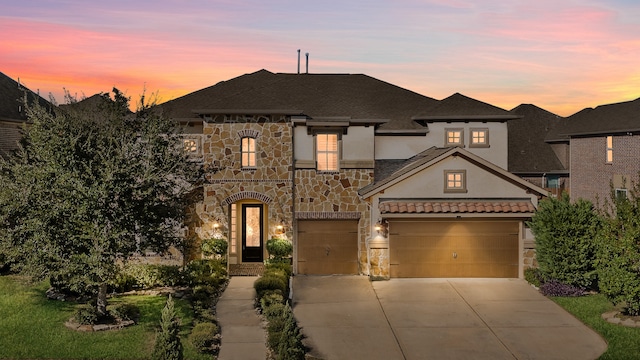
[524,267,545,288]
[0,89,201,314]
[528,192,600,289]
[152,295,183,360]
[74,304,100,325]
[596,178,640,316]
[539,280,585,297]
[188,322,219,354]
[201,237,228,258]
[266,238,293,260]
[276,305,306,360]
[109,303,140,322]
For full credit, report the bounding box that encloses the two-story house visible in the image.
[161,69,548,280]
[554,97,640,205]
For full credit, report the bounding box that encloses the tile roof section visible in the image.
[508,104,566,173]
[379,200,536,214]
[160,69,438,131]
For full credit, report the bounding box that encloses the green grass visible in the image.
[552,294,640,360]
[0,275,212,359]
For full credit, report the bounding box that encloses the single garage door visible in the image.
[297,220,359,275]
[389,220,519,278]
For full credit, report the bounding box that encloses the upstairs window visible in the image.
[445,129,464,147]
[241,137,256,168]
[316,133,339,171]
[470,128,489,148]
[606,136,613,163]
[444,170,467,193]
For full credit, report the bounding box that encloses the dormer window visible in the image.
[445,129,464,147]
[241,137,257,168]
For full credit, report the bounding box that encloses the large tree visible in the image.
[0,89,200,315]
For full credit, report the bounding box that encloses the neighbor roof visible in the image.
[0,72,51,122]
[160,69,438,131]
[559,97,640,136]
[508,104,566,174]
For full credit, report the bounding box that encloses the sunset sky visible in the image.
[2,0,639,116]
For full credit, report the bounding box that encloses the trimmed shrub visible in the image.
[265,261,293,278]
[524,267,545,287]
[277,306,305,360]
[528,192,599,290]
[185,259,227,288]
[539,280,585,297]
[188,322,219,354]
[596,180,640,315]
[152,295,183,360]
[254,274,287,300]
[261,290,285,309]
[74,304,99,325]
[266,238,293,260]
[109,303,140,322]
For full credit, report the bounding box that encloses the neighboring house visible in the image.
[0,72,50,157]
[508,104,569,197]
[160,69,548,279]
[555,97,640,206]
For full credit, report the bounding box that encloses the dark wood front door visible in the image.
[241,204,264,262]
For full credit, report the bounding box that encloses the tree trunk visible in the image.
[97,283,108,316]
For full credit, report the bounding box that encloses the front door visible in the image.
[241,204,264,262]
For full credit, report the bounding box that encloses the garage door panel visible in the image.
[297,220,358,275]
[390,220,519,278]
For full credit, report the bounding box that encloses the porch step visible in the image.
[229,263,265,276]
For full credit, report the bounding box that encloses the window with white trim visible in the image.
[470,128,489,148]
[230,203,237,253]
[444,170,467,193]
[316,133,339,171]
[606,136,613,163]
[445,128,464,146]
[241,137,257,168]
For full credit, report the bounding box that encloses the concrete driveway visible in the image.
[292,276,607,360]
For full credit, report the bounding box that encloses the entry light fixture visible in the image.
[275,219,286,235]
[375,218,388,237]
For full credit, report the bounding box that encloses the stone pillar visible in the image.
[368,236,390,281]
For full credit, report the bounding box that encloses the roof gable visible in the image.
[359,146,548,198]
[413,93,520,121]
[0,72,51,122]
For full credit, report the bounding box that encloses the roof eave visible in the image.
[413,114,522,122]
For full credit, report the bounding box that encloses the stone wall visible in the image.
[295,169,374,274]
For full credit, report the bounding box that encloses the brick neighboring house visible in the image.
[0,72,50,157]
[160,69,548,279]
[557,97,640,205]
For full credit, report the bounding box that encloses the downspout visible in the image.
[291,116,297,276]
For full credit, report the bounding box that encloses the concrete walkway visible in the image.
[292,276,607,360]
[216,276,267,360]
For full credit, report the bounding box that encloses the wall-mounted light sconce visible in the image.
[275,219,286,235]
[375,218,388,237]
[213,220,220,230]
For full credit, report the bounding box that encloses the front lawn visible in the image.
[552,294,640,360]
[0,275,211,359]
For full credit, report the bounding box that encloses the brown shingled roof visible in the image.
[508,104,566,174]
[413,93,520,121]
[160,69,438,131]
[0,72,51,122]
[379,200,536,214]
[560,97,640,136]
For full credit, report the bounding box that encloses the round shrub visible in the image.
[254,274,287,300]
[266,238,293,260]
[189,322,219,353]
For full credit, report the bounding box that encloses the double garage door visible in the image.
[297,220,359,275]
[389,220,519,278]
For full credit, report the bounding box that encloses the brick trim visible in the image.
[222,191,273,205]
[237,129,260,139]
[295,211,361,220]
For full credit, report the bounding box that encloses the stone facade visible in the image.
[571,135,640,205]
[294,169,374,274]
[193,116,294,264]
